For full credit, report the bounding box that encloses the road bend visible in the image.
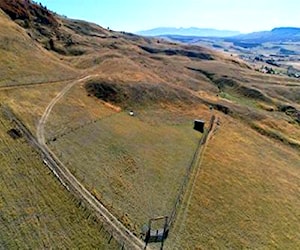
[29,75,146,249]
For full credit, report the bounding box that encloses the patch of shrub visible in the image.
[185,67,215,81]
[212,103,231,114]
[278,105,300,123]
[213,77,239,90]
[85,81,199,107]
[139,46,214,60]
[237,86,271,102]
[0,0,58,27]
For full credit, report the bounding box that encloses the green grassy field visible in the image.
[49,108,202,234]
[0,112,119,249]
[168,115,300,249]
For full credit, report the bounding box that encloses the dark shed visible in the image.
[193,120,205,133]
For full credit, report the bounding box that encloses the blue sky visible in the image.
[38,0,300,33]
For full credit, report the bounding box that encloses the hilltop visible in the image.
[0,0,299,249]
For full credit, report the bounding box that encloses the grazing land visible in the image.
[0,112,119,249]
[0,0,299,248]
[168,114,300,249]
[0,10,76,87]
[49,108,202,234]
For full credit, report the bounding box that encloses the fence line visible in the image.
[0,104,138,250]
[168,115,216,229]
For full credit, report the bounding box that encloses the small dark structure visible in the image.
[7,128,22,139]
[144,216,169,249]
[193,119,205,133]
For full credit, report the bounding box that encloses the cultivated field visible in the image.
[0,112,119,249]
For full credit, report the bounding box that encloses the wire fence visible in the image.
[2,103,217,248]
[0,104,140,250]
[167,115,216,229]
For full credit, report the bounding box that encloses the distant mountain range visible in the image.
[137,27,300,43]
[226,27,300,43]
[136,27,241,37]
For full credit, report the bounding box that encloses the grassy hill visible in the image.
[0,0,299,248]
[0,9,75,87]
[0,111,119,249]
[168,114,300,249]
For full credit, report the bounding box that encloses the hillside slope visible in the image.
[0,111,119,249]
[0,9,75,87]
[0,0,299,248]
[169,114,300,249]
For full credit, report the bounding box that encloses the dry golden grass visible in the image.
[48,106,203,234]
[168,114,300,249]
[1,3,299,248]
[0,10,76,87]
[286,61,300,70]
[258,116,300,144]
[0,80,71,133]
[0,112,119,249]
[44,82,118,140]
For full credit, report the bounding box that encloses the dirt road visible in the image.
[36,75,91,145]
[35,76,146,249]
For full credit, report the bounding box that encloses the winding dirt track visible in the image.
[4,74,217,249]
[36,76,91,144]
[36,76,146,249]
